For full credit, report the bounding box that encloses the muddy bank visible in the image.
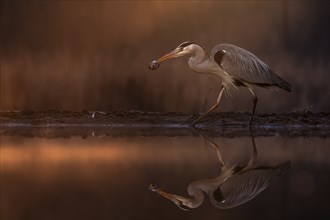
[0,110,329,138]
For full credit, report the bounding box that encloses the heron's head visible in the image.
[157,41,197,63]
[149,182,193,211]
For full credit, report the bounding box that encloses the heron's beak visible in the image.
[157,189,192,211]
[150,183,181,203]
[157,48,184,63]
[153,187,179,201]
[149,183,192,211]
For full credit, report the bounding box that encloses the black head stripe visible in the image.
[177,203,193,211]
[178,41,195,48]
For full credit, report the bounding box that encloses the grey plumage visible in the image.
[212,44,291,92]
[149,130,291,211]
[211,161,290,209]
[150,41,292,126]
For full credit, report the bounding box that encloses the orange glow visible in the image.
[1,137,329,171]
[1,1,329,112]
[0,137,213,172]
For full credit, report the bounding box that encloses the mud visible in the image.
[0,110,329,138]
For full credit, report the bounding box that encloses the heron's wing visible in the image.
[210,161,290,209]
[212,44,291,92]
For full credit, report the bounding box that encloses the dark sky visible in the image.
[1,1,329,112]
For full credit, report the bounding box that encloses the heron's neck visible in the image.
[189,170,232,196]
[188,45,211,74]
[188,44,208,65]
[186,184,205,209]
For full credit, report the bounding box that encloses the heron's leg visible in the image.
[247,127,257,168]
[206,137,225,168]
[248,88,258,127]
[192,86,225,126]
[192,127,225,167]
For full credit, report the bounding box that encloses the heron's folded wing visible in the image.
[210,161,290,209]
[212,44,291,92]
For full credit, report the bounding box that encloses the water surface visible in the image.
[1,133,329,220]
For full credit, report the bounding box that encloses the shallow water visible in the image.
[1,132,329,220]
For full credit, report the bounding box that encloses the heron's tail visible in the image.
[278,80,292,92]
[269,68,291,92]
[275,161,291,176]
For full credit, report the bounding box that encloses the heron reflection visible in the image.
[149,130,290,210]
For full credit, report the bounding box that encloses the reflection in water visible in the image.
[150,129,290,210]
[1,134,328,220]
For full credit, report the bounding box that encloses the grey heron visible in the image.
[149,42,291,126]
[149,130,290,210]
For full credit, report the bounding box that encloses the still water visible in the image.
[1,131,329,220]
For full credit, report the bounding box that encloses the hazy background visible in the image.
[1,1,329,113]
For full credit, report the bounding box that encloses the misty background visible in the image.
[1,1,329,113]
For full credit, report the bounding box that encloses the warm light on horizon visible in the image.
[1,1,329,112]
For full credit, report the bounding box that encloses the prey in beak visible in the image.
[148,45,191,70]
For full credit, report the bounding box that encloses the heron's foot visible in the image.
[249,116,262,127]
[249,121,261,128]
[190,119,201,128]
[186,113,198,126]
[249,114,259,127]
[190,113,206,127]
[191,117,198,125]
[90,111,107,118]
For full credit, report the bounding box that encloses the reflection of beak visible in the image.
[155,187,179,202]
[149,183,192,211]
[157,190,191,211]
[149,183,180,203]
[157,48,182,63]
